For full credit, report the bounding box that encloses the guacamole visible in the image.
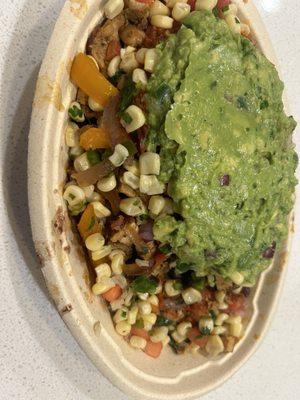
[146,11,297,284]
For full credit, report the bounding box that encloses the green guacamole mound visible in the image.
[147,11,297,284]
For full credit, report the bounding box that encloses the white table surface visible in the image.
[0,1,299,399]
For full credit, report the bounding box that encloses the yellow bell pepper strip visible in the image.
[70,53,118,108]
[78,203,101,241]
[79,127,110,150]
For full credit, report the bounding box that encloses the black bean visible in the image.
[242,287,251,297]
[262,241,276,259]
[219,174,230,186]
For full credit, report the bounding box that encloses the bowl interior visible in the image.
[28,0,291,398]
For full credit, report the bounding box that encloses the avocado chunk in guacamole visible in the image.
[146,11,297,284]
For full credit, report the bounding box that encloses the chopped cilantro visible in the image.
[68,193,75,200]
[119,77,137,113]
[87,216,96,231]
[173,281,183,291]
[159,244,172,254]
[131,276,158,294]
[222,5,230,12]
[237,96,248,109]
[199,326,211,336]
[122,140,137,156]
[212,6,218,17]
[192,277,206,291]
[209,310,217,321]
[260,100,269,110]
[101,148,113,160]
[121,311,127,319]
[156,315,173,327]
[134,318,144,329]
[87,150,101,166]
[68,103,84,122]
[155,83,172,105]
[139,214,149,222]
[176,261,195,274]
[169,336,181,352]
[121,112,133,124]
[109,70,124,86]
[210,80,217,89]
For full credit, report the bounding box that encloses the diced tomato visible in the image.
[226,293,246,314]
[144,340,163,358]
[130,327,150,340]
[187,302,208,320]
[106,40,121,62]
[217,0,231,9]
[202,288,215,302]
[195,336,209,348]
[158,292,165,309]
[161,309,182,322]
[154,252,168,267]
[187,327,199,342]
[102,285,122,302]
[187,0,196,11]
[187,327,209,348]
[143,26,166,48]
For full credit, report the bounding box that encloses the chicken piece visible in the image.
[120,25,145,47]
[86,14,125,73]
[143,25,167,48]
[124,0,150,29]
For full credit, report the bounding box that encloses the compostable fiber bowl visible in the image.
[28,1,294,399]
